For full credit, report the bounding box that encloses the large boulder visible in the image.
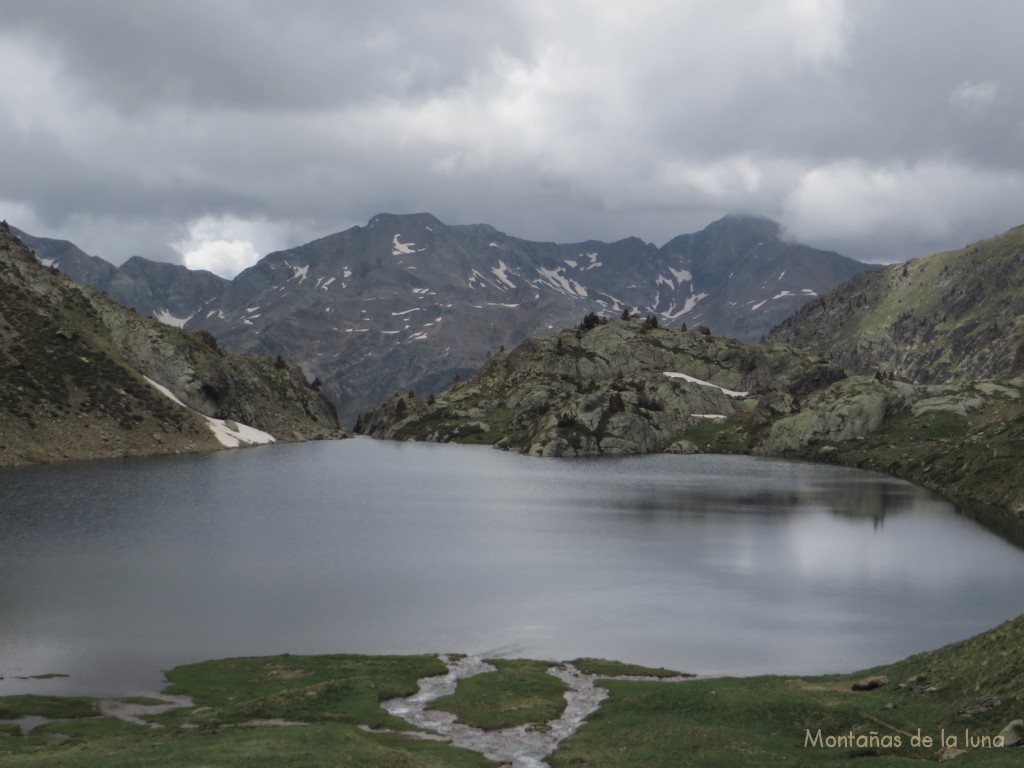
[757,377,916,455]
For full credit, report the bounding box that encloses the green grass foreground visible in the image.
[427,659,570,730]
[0,617,1022,766]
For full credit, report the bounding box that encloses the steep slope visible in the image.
[21,214,868,426]
[0,223,339,467]
[766,224,1024,383]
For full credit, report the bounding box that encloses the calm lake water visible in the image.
[1,438,1023,697]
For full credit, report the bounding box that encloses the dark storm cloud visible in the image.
[2,0,533,110]
[2,0,1023,274]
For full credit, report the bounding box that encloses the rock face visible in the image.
[0,224,340,467]
[758,376,917,454]
[851,675,889,692]
[766,224,1024,385]
[18,214,868,426]
[357,318,845,457]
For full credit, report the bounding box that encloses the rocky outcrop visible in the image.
[757,376,916,454]
[357,318,845,457]
[0,224,341,467]
[998,720,1024,748]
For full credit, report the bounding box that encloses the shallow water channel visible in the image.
[1,438,1022,697]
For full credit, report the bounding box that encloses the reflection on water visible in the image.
[0,439,1022,697]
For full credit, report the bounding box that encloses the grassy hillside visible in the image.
[766,225,1024,385]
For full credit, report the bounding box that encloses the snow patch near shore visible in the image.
[144,377,276,448]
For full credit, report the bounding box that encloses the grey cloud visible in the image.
[2,0,534,111]
[3,0,1024,271]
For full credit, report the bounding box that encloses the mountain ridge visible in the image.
[0,223,340,467]
[15,213,870,425]
[765,223,1024,383]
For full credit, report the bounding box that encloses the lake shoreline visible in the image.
[3,626,1024,766]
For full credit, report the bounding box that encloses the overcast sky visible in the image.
[2,1,1023,276]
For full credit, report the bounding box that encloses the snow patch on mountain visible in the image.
[392,234,417,255]
[144,376,276,448]
[535,266,588,298]
[668,267,692,284]
[491,261,517,289]
[663,372,749,398]
[662,291,709,319]
[153,309,192,328]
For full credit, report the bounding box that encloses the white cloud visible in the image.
[949,80,1001,117]
[784,0,849,67]
[0,199,42,231]
[173,216,288,277]
[782,160,1024,258]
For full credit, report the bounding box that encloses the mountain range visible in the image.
[0,224,339,467]
[16,213,869,426]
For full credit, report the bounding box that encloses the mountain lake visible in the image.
[1,437,1022,697]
